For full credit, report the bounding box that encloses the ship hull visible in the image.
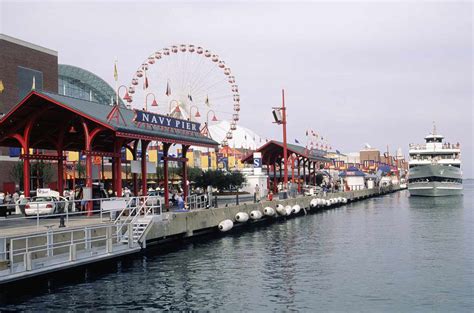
[408,164,463,197]
[408,181,463,196]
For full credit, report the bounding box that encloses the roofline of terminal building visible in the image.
[0,33,58,56]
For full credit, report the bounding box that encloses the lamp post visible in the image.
[207,109,218,125]
[168,100,181,115]
[117,85,131,107]
[189,105,201,121]
[272,90,288,191]
[145,92,158,112]
[206,110,218,170]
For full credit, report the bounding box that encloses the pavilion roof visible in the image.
[0,91,218,151]
[241,140,332,164]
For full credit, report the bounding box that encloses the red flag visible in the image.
[165,81,171,96]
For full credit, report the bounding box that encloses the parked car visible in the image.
[24,196,70,216]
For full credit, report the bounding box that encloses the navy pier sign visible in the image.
[134,110,201,133]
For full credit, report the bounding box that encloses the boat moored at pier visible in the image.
[408,125,462,197]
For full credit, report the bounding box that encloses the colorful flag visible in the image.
[31,76,36,90]
[165,81,171,96]
[0,80,4,94]
[113,61,118,81]
[305,130,308,136]
[188,93,193,102]
[295,139,300,144]
[205,95,210,106]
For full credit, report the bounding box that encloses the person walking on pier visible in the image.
[254,184,261,203]
[177,193,185,210]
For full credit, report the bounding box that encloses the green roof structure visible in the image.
[58,64,126,107]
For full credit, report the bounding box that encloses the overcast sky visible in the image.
[1,1,473,177]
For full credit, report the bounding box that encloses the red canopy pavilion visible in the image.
[0,91,218,212]
[241,140,332,193]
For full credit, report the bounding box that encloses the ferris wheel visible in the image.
[125,44,240,146]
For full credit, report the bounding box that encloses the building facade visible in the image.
[0,34,59,192]
[0,34,58,114]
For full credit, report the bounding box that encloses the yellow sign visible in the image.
[68,151,79,162]
[149,149,157,163]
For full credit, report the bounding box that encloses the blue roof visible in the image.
[339,166,366,177]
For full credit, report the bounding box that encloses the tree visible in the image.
[76,162,85,180]
[31,161,54,187]
[230,171,245,190]
[194,169,246,192]
[187,167,203,183]
[10,161,24,189]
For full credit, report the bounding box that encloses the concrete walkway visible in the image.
[0,216,111,237]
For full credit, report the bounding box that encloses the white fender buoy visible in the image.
[342,197,348,203]
[250,210,263,220]
[326,200,331,206]
[264,207,276,216]
[292,204,301,214]
[285,205,293,216]
[218,219,233,232]
[235,212,249,223]
[310,199,318,208]
[318,198,325,206]
[338,197,343,203]
[276,204,286,216]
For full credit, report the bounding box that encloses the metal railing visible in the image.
[113,196,161,244]
[0,197,115,230]
[185,194,211,210]
[0,196,162,232]
[1,223,136,277]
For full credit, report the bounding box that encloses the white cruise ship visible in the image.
[408,125,463,196]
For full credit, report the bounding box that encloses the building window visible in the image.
[18,66,43,100]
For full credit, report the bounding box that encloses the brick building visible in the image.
[360,148,381,163]
[0,34,58,192]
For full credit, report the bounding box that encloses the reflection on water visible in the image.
[2,181,473,311]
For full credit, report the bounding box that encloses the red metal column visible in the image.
[273,163,277,194]
[58,152,64,194]
[111,158,116,192]
[162,143,171,208]
[182,145,189,202]
[279,158,283,191]
[81,120,93,215]
[266,162,270,191]
[303,159,307,186]
[313,162,317,186]
[297,158,301,193]
[23,154,30,197]
[114,139,123,197]
[132,140,138,196]
[291,156,295,184]
[141,140,150,197]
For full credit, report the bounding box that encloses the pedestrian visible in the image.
[267,191,273,201]
[254,184,260,202]
[79,188,87,212]
[177,193,185,210]
[13,191,19,203]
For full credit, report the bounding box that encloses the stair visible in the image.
[120,216,153,245]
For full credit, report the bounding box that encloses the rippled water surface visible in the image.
[2,181,473,311]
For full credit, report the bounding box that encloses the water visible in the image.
[2,181,473,311]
